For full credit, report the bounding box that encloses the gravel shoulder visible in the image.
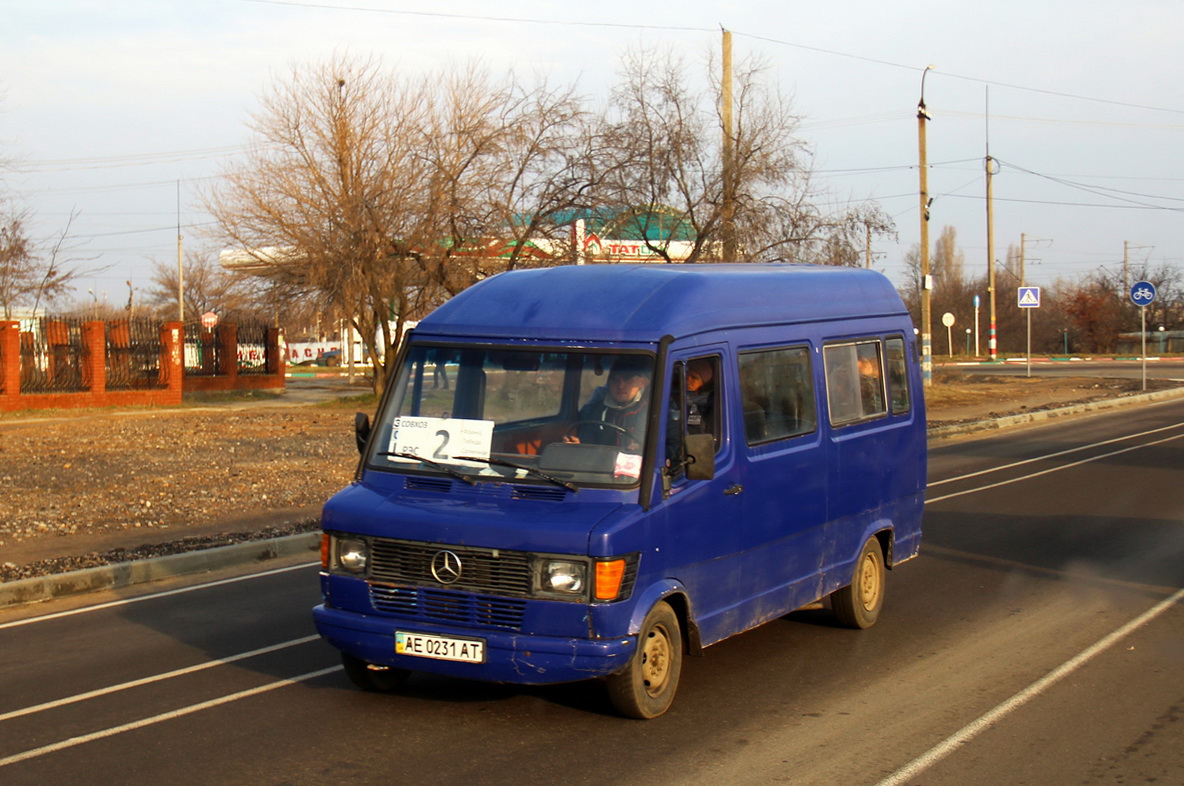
[1,372,1178,582]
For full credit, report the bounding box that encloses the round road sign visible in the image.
[1129,281,1157,307]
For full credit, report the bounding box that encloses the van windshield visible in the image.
[368,345,656,489]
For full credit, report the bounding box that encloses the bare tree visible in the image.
[207,56,594,392]
[591,46,891,264]
[206,55,437,391]
[143,250,271,324]
[0,203,81,318]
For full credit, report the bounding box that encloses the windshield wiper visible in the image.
[455,456,577,492]
[376,452,477,485]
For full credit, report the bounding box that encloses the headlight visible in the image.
[541,560,587,596]
[336,537,369,574]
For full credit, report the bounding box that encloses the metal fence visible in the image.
[106,319,167,390]
[236,321,271,375]
[19,317,88,393]
[182,322,223,377]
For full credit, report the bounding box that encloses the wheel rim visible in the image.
[640,623,672,697]
[858,552,883,611]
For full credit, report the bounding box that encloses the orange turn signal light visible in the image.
[594,559,626,601]
[321,533,331,570]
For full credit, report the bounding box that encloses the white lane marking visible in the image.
[926,431,1184,505]
[0,561,320,631]
[929,420,1184,488]
[0,635,321,723]
[875,586,1184,786]
[0,665,343,769]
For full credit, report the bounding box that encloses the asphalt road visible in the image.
[1,399,1182,785]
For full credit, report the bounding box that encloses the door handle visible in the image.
[724,483,744,496]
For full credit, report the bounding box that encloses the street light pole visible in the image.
[917,65,935,387]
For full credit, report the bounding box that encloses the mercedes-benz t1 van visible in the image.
[314,263,926,718]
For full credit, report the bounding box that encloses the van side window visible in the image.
[885,337,911,414]
[738,346,816,445]
[824,340,886,425]
[665,356,722,473]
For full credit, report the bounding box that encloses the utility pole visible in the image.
[1124,240,1130,294]
[865,223,872,268]
[721,28,736,262]
[985,89,998,361]
[176,180,184,323]
[917,65,935,387]
[1019,233,1049,288]
[1020,232,1026,287]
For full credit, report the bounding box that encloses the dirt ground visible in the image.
[0,372,1177,581]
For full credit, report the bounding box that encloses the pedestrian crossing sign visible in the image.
[1018,286,1041,308]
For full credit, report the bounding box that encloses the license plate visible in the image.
[396,631,485,663]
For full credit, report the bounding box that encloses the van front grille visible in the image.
[369,538,533,598]
[370,585,527,630]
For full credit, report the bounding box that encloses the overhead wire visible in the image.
[240,0,1184,115]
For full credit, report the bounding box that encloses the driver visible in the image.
[568,356,652,448]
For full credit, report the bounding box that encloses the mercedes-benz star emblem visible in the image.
[430,550,463,584]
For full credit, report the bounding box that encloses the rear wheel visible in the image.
[341,653,410,692]
[831,536,886,629]
[606,601,682,719]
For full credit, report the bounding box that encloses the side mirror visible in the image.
[684,433,715,481]
[354,412,371,455]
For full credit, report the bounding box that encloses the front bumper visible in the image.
[313,604,636,685]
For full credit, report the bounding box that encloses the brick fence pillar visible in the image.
[83,321,107,394]
[267,327,287,377]
[160,322,184,396]
[218,323,239,383]
[0,321,19,397]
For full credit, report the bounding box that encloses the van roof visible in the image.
[415,263,910,343]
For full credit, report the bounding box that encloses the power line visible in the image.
[944,192,1184,212]
[244,0,711,32]
[15,145,249,173]
[242,0,1184,116]
[996,159,1184,209]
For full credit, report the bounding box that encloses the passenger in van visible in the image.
[857,351,884,416]
[566,357,651,448]
[685,357,718,444]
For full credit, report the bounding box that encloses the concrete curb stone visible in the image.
[4,385,1184,610]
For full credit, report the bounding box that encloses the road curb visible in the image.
[0,532,321,610]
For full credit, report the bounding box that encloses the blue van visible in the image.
[313,263,926,718]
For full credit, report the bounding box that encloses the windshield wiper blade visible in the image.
[376,452,477,485]
[455,456,577,492]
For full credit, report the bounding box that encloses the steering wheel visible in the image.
[564,420,640,450]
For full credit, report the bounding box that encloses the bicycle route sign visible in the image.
[1129,281,1157,307]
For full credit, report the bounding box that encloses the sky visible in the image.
[2,0,1182,315]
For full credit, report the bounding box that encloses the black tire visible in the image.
[341,653,410,692]
[831,536,886,630]
[606,601,683,719]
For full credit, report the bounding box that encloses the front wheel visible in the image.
[341,653,410,692]
[606,601,683,719]
[831,536,886,629]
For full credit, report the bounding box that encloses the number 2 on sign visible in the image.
[434,429,450,459]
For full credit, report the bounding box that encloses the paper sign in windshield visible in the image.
[614,452,642,479]
[391,416,494,462]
